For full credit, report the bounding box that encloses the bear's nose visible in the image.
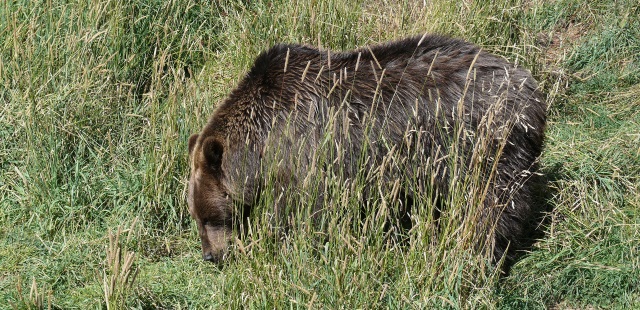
[203,252,215,262]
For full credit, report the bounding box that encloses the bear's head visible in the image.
[187,104,267,264]
[187,133,235,263]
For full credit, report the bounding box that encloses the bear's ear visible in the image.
[188,133,199,155]
[202,137,224,171]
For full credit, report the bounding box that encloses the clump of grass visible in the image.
[102,219,139,309]
[11,277,53,310]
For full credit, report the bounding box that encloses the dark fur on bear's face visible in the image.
[188,34,547,271]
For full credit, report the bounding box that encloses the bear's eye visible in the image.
[219,191,229,200]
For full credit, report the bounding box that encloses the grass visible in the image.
[1,0,639,308]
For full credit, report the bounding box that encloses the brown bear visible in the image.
[187,34,547,272]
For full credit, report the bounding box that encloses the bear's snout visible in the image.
[203,251,217,263]
[202,249,226,266]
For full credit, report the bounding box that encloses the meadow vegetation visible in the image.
[1,0,638,308]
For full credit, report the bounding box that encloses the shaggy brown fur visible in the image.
[187,34,547,272]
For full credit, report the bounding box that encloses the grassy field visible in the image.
[1,0,639,308]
